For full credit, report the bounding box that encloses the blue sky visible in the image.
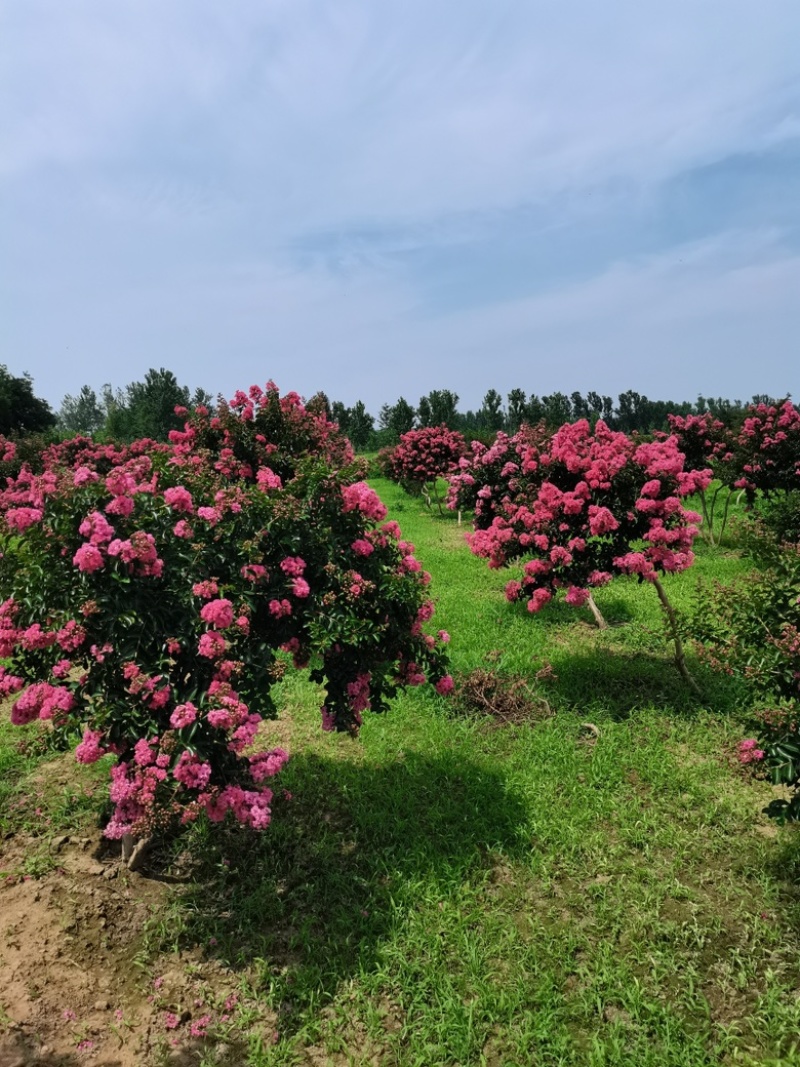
[2,0,799,416]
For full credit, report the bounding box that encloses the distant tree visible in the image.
[524,394,543,424]
[418,390,459,428]
[570,391,590,421]
[379,397,417,440]
[478,389,505,432]
[507,389,527,432]
[0,365,56,436]
[190,387,215,412]
[58,385,104,434]
[585,391,614,425]
[102,369,197,442]
[347,400,375,451]
[615,390,644,433]
[331,401,350,433]
[541,392,572,427]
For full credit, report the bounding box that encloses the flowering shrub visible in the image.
[731,399,800,500]
[664,413,736,545]
[446,423,550,526]
[382,425,467,513]
[458,419,711,686]
[691,524,800,820]
[462,420,709,601]
[0,384,451,855]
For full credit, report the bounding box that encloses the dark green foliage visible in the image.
[691,523,800,820]
[0,365,56,436]
[102,368,197,442]
[57,384,105,434]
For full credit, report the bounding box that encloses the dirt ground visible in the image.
[0,830,271,1067]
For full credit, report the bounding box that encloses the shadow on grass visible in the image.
[537,594,637,628]
[543,645,742,720]
[156,750,527,1021]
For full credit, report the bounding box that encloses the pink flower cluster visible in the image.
[461,419,710,612]
[384,425,467,486]
[0,381,452,842]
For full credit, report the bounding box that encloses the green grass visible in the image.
[4,480,800,1065]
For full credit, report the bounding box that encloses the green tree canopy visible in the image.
[58,385,105,434]
[0,365,56,436]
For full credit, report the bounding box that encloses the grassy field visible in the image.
[2,478,800,1066]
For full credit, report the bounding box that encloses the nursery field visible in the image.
[2,477,800,1066]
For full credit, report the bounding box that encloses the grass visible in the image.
[4,479,800,1065]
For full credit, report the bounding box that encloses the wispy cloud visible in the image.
[1,1,798,409]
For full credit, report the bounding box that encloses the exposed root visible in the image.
[453,668,552,727]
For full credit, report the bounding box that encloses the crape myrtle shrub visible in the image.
[691,524,800,820]
[662,413,737,545]
[0,383,452,845]
[381,425,467,510]
[662,401,800,544]
[731,399,800,500]
[449,419,711,614]
[446,423,550,525]
[732,400,800,544]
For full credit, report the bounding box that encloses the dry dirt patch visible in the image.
[0,831,270,1067]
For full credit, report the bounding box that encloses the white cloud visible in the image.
[2,1,798,411]
[3,0,799,231]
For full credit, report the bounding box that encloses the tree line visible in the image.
[326,387,786,449]
[0,363,788,450]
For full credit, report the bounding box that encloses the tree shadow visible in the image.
[158,750,528,1022]
[539,594,636,628]
[542,645,734,720]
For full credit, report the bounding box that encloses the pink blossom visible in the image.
[192,580,219,598]
[78,511,115,544]
[133,738,156,766]
[250,747,290,781]
[51,658,72,679]
[105,495,135,517]
[163,486,194,513]
[527,588,553,613]
[200,598,235,629]
[291,577,310,598]
[75,728,106,764]
[73,543,105,573]
[564,586,590,606]
[435,675,454,696]
[5,507,44,532]
[738,738,766,764]
[173,751,212,789]
[280,556,306,577]
[256,467,282,490]
[341,482,388,521]
[199,631,227,659]
[170,702,198,729]
[57,620,86,651]
[73,466,99,486]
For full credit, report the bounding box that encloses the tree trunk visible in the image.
[651,575,701,695]
[586,593,609,629]
[121,833,153,872]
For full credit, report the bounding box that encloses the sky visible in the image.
[2,0,800,417]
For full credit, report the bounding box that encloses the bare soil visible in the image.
[0,830,271,1067]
